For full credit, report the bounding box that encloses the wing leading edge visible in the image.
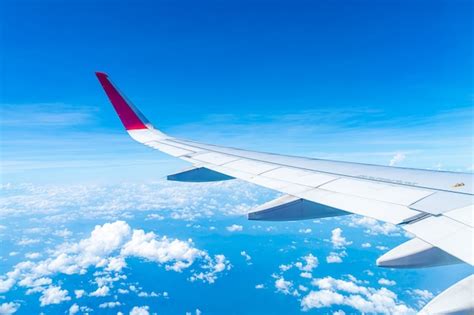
[96,72,474,314]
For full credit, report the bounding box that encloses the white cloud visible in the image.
[333,310,345,315]
[275,276,294,295]
[189,254,231,284]
[407,289,434,308]
[137,291,158,297]
[68,303,79,315]
[300,272,312,279]
[0,221,230,300]
[106,256,127,272]
[74,289,85,299]
[389,153,406,166]
[146,213,164,221]
[240,251,252,263]
[226,224,243,232]
[17,238,40,246]
[376,245,389,251]
[326,254,342,264]
[301,289,345,310]
[0,278,16,294]
[121,229,206,272]
[39,285,71,306]
[53,228,72,238]
[90,285,110,297]
[295,254,318,272]
[279,264,292,272]
[330,228,352,248]
[300,276,415,314]
[408,288,433,301]
[99,301,121,308]
[378,278,396,286]
[348,216,399,236]
[130,305,150,315]
[25,252,41,259]
[255,284,264,289]
[0,302,20,315]
[0,181,272,222]
[326,251,347,264]
[299,285,308,292]
[299,228,312,234]
[361,243,371,248]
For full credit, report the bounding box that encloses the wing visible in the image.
[96,72,474,314]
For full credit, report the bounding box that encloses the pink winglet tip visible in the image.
[95,72,148,130]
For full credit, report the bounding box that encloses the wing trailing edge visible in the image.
[248,194,349,221]
[376,237,462,268]
[167,167,234,182]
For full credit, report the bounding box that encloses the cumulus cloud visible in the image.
[0,302,20,315]
[189,254,231,284]
[326,252,345,264]
[348,216,400,236]
[330,228,352,248]
[74,289,85,299]
[90,286,110,297]
[99,301,121,308]
[121,229,204,272]
[301,289,345,309]
[300,276,415,314]
[378,278,396,286]
[275,276,295,295]
[68,303,79,315]
[130,306,150,315]
[0,221,231,303]
[255,284,264,289]
[407,289,434,308]
[295,254,318,272]
[279,264,292,272]
[39,285,71,306]
[25,252,41,260]
[226,224,243,232]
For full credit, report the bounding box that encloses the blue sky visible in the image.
[1,0,473,183]
[0,1,473,314]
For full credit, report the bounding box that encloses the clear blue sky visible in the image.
[1,0,473,183]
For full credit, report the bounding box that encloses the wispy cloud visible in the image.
[0,103,99,127]
[389,152,406,166]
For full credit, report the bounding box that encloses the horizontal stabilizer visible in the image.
[248,194,349,221]
[420,275,474,314]
[167,167,234,182]
[377,237,462,268]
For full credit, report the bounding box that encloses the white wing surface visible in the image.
[96,72,473,314]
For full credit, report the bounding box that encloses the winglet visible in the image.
[95,72,150,130]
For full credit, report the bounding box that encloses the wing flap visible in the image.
[248,194,349,221]
[298,188,421,224]
[376,237,462,268]
[403,215,473,265]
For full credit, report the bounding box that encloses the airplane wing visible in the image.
[96,72,473,314]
